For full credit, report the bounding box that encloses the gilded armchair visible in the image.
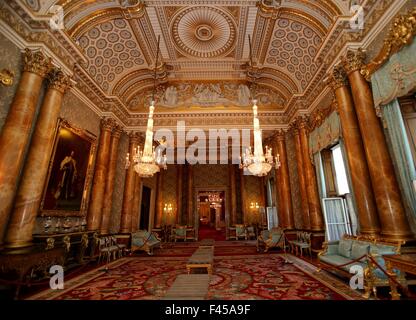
[257,228,285,252]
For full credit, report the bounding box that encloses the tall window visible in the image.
[318,143,357,241]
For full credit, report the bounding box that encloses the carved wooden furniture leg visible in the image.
[386,260,401,300]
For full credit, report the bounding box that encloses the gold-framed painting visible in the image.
[40,118,97,217]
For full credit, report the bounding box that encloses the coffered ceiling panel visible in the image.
[14,0,404,126]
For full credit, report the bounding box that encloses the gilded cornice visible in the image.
[48,68,72,93]
[361,7,416,81]
[23,48,52,78]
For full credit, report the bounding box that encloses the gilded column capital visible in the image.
[275,129,286,142]
[128,131,141,144]
[100,117,116,132]
[47,68,72,94]
[112,125,123,139]
[295,115,310,132]
[328,65,349,90]
[23,49,52,78]
[341,48,366,75]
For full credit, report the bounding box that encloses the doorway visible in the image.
[197,191,226,241]
[140,186,152,230]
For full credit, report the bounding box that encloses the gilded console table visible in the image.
[32,231,97,265]
[0,247,65,299]
[383,254,416,300]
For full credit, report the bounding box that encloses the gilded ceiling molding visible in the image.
[280,8,328,36]
[68,1,146,39]
[113,65,169,97]
[361,7,416,81]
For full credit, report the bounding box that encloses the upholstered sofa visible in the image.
[318,235,406,299]
[257,227,285,252]
[131,230,161,255]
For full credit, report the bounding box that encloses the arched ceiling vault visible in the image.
[16,0,403,121]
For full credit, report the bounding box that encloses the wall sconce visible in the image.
[163,203,174,225]
[0,69,14,86]
[250,202,260,209]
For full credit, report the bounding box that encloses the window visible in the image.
[331,144,350,196]
[318,143,357,241]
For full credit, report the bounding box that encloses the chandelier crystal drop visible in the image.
[239,99,281,176]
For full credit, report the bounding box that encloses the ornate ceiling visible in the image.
[1,0,409,129]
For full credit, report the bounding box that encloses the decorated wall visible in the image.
[0,34,22,132]
[286,133,304,229]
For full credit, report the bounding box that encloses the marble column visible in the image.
[5,68,70,248]
[229,164,237,225]
[187,164,194,226]
[274,130,295,230]
[87,118,115,231]
[176,165,183,225]
[342,49,413,241]
[298,117,325,231]
[329,65,380,237]
[291,124,311,230]
[240,169,247,224]
[0,49,51,246]
[131,172,141,232]
[155,170,164,227]
[100,125,123,234]
[119,132,140,233]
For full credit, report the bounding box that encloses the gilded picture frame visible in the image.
[39,118,97,217]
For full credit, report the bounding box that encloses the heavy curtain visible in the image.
[382,99,416,233]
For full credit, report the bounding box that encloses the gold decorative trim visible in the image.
[23,48,52,78]
[48,68,72,94]
[39,118,97,218]
[361,7,416,81]
[0,68,14,86]
[327,64,349,90]
[68,1,146,39]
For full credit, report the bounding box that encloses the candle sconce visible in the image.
[0,69,14,86]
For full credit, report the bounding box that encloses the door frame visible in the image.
[194,186,229,241]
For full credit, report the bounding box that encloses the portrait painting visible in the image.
[40,119,97,216]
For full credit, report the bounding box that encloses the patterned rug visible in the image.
[135,241,262,257]
[28,254,363,300]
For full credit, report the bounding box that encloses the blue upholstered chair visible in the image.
[131,230,161,255]
[256,227,285,252]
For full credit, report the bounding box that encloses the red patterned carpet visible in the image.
[28,254,362,300]
[198,225,226,241]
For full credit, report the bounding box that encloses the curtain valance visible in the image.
[309,111,341,158]
[371,37,416,110]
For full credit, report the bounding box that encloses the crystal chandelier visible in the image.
[239,99,280,176]
[125,35,167,178]
[239,35,280,177]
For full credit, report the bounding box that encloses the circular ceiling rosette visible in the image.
[171,6,237,59]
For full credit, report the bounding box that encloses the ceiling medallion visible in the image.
[171,6,237,58]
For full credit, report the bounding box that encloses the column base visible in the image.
[4,240,34,249]
[380,231,415,242]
